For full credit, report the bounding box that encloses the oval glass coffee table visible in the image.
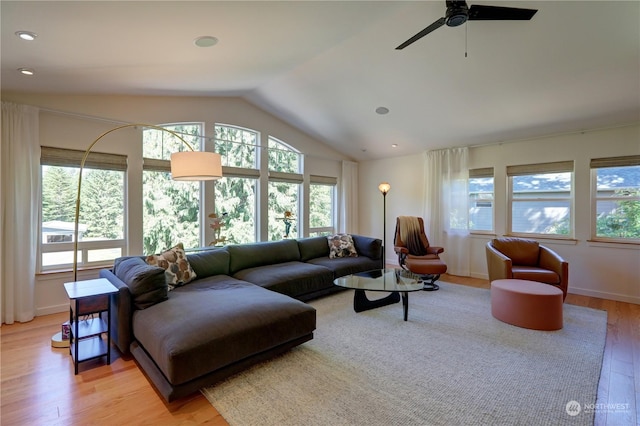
[333,268,423,321]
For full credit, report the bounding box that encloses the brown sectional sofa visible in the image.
[99,235,382,401]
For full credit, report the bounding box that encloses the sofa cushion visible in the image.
[146,243,197,290]
[132,277,316,386]
[233,261,334,298]
[512,266,560,284]
[297,236,330,261]
[327,234,358,259]
[352,235,382,260]
[227,239,301,274]
[492,238,540,267]
[307,256,381,278]
[187,248,230,278]
[114,257,167,310]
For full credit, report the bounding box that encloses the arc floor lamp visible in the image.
[71,123,223,282]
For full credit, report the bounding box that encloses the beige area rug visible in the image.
[202,282,607,426]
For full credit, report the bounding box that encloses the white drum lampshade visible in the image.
[171,151,223,181]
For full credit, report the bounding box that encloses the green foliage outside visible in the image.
[309,184,333,228]
[142,124,202,254]
[213,177,256,245]
[143,171,199,254]
[41,166,124,240]
[268,181,298,240]
[596,189,640,238]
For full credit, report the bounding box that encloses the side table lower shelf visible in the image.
[71,334,109,364]
[70,316,109,364]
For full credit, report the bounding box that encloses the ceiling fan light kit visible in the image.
[396,0,538,50]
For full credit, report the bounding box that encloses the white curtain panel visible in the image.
[424,148,470,276]
[338,160,359,234]
[1,102,40,324]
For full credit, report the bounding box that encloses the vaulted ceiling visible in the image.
[2,1,638,160]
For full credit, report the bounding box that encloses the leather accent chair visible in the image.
[394,216,447,290]
[486,237,568,301]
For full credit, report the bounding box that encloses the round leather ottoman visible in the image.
[491,279,563,330]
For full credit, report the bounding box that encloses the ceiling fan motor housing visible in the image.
[446,1,469,27]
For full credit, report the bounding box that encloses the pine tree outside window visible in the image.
[142,123,202,254]
[39,147,126,271]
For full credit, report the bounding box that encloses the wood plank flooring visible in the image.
[1,274,638,425]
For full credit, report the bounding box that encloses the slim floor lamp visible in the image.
[71,123,222,282]
[378,182,391,268]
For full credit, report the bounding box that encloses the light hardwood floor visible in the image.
[1,274,638,425]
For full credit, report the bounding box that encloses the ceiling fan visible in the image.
[396,0,537,50]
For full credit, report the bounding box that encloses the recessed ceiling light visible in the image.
[194,36,218,48]
[375,106,389,115]
[392,144,398,148]
[18,68,35,76]
[15,31,37,41]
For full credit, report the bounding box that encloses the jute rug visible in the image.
[202,282,607,426]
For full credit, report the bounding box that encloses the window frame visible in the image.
[39,147,127,272]
[309,176,337,236]
[468,167,494,234]
[507,161,575,239]
[590,155,640,244]
[142,123,204,253]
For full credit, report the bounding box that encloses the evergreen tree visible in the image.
[42,166,77,222]
[80,169,124,239]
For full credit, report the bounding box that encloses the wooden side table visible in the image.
[63,278,118,374]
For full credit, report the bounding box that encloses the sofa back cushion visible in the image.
[228,239,301,274]
[492,238,540,266]
[114,256,167,310]
[352,235,383,260]
[297,236,330,261]
[187,248,230,278]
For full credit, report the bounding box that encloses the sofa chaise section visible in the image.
[132,276,315,401]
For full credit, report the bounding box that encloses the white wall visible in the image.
[2,93,349,316]
[359,124,640,304]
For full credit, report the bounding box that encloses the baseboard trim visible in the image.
[37,304,68,317]
[568,287,640,305]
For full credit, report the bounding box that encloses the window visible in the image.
[268,136,301,173]
[268,137,302,240]
[143,124,203,254]
[214,124,257,169]
[591,156,640,242]
[468,167,494,232]
[213,124,260,244]
[213,177,257,244]
[507,161,574,237]
[268,181,300,240]
[309,176,337,236]
[40,147,126,271]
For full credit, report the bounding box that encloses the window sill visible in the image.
[504,234,578,245]
[587,240,640,250]
[37,264,113,277]
[469,231,496,238]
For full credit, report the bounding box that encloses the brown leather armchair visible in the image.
[486,237,569,300]
[394,216,447,290]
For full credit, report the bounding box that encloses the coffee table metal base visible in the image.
[353,290,411,321]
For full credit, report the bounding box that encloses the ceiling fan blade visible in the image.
[468,5,537,21]
[396,17,446,50]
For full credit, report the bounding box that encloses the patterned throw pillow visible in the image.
[145,243,197,290]
[327,234,358,259]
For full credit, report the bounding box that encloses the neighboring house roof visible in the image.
[42,221,88,233]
